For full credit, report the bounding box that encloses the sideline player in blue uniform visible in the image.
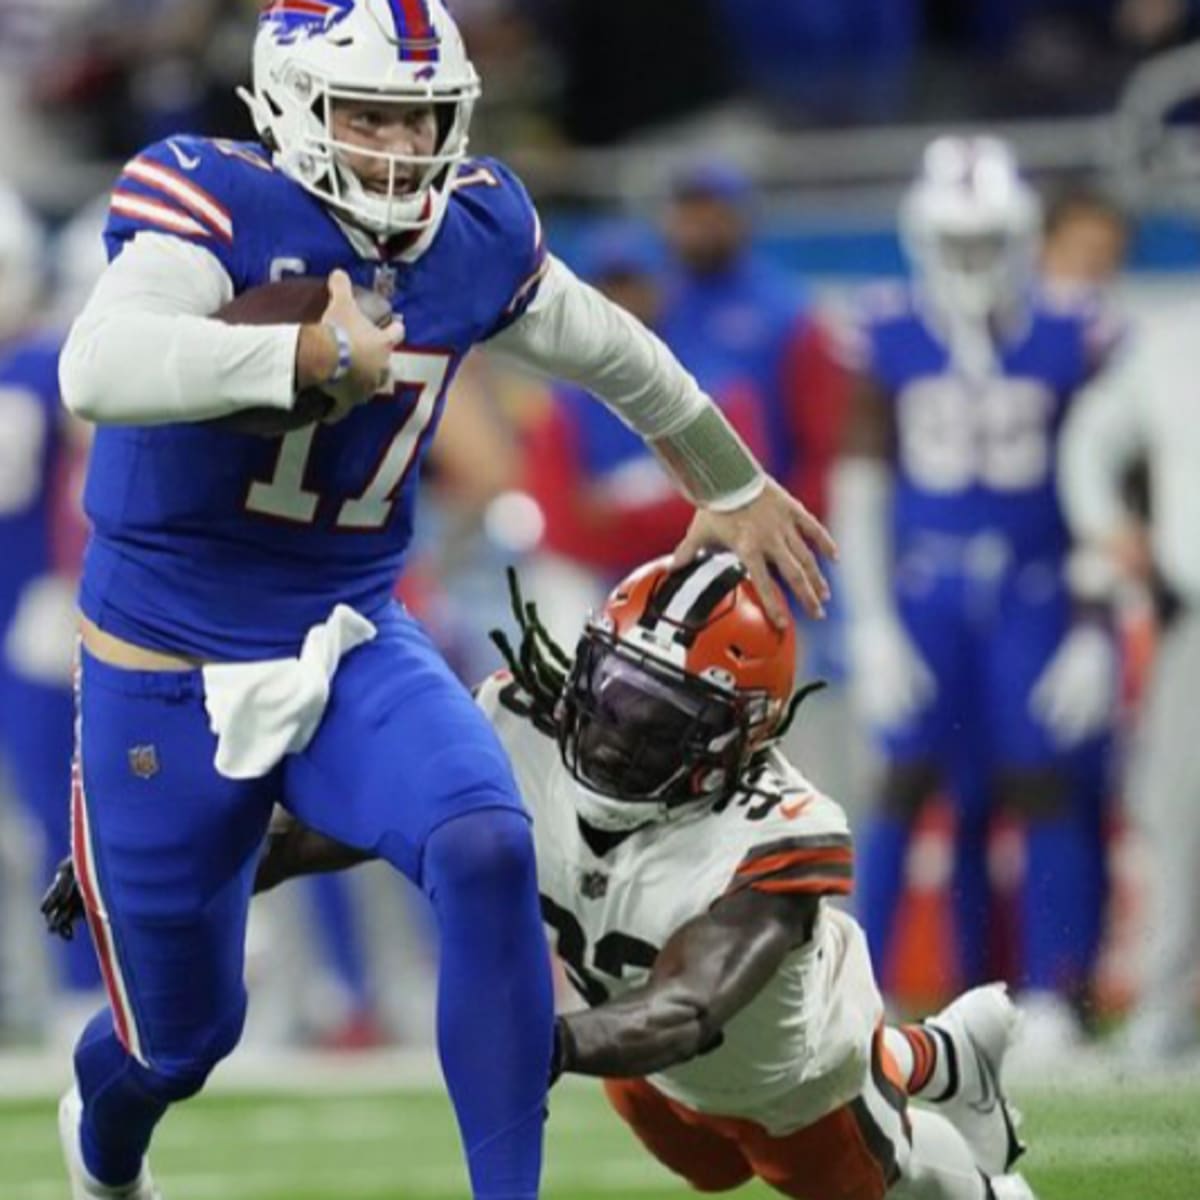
[0,333,105,1013]
[0,187,104,1021]
[54,3,836,1197]
[833,138,1117,1022]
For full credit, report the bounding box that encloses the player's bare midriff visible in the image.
[80,615,204,671]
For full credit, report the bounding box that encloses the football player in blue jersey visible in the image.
[53,3,835,1198]
[833,137,1117,1042]
[0,185,105,1030]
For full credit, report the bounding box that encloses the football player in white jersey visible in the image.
[46,553,1034,1200]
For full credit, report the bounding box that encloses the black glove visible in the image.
[41,856,85,941]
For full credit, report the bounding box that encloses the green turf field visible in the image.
[3,1075,1197,1199]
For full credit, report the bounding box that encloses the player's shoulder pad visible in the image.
[450,156,547,329]
[106,136,276,265]
[718,750,853,901]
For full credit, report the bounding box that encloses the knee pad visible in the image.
[997,767,1067,819]
[881,761,941,820]
[421,804,537,902]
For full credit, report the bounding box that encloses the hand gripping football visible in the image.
[210,277,394,436]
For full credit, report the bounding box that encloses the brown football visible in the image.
[208,277,394,436]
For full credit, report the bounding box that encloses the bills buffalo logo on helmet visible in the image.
[259,0,356,44]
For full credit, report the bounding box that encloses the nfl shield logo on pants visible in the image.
[128,745,160,780]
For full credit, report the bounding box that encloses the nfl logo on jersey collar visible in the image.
[580,871,609,900]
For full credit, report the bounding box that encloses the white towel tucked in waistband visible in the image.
[203,604,377,780]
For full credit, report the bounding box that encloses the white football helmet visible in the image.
[901,136,1041,324]
[0,182,43,341]
[241,0,480,237]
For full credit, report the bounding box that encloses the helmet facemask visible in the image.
[559,630,753,833]
[901,137,1041,375]
[921,229,1028,321]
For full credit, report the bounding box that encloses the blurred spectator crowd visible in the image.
[6,0,1200,215]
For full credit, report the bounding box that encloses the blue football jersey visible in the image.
[857,286,1115,564]
[0,334,62,627]
[81,138,546,659]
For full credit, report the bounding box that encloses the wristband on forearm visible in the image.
[649,405,766,510]
[325,323,352,385]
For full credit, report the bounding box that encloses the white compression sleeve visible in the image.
[488,255,765,508]
[59,233,300,426]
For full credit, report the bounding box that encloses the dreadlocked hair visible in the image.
[488,566,825,770]
[488,567,576,737]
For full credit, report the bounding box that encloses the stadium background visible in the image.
[1,2,1199,1197]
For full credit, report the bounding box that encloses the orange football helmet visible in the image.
[559,551,797,830]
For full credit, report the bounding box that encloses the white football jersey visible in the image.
[476,674,883,1135]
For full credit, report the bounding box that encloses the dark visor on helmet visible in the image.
[559,633,744,808]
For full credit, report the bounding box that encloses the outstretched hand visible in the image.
[672,480,837,626]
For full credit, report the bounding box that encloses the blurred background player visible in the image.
[660,159,844,537]
[1060,291,1200,1063]
[0,182,103,1042]
[834,137,1120,1056]
[1040,186,1130,299]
